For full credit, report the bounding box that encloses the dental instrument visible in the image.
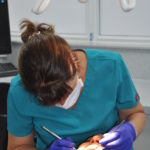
[111,120,126,132]
[42,126,76,150]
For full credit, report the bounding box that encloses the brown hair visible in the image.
[18,19,78,106]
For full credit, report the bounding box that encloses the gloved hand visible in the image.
[47,137,75,150]
[99,121,136,150]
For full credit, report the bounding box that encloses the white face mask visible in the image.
[55,75,84,109]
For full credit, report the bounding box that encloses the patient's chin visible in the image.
[77,142,104,150]
[86,143,104,150]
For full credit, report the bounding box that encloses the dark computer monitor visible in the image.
[0,0,11,55]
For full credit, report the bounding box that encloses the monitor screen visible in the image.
[0,0,11,55]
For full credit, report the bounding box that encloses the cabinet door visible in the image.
[8,0,88,36]
[99,0,150,36]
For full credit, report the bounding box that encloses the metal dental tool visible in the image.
[111,120,126,132]
[42,126,76,150]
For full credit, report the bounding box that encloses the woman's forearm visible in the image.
[128,112,146,138]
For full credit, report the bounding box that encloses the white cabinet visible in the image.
[94,0,150,49]
[99,0,150,36]
[8,0,150,49]
[8,0,88,40]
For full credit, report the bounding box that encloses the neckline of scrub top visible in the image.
[52,49,90,111]
[65,48,90,111]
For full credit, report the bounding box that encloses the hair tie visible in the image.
[28,31,41,40]
[37,31,41,34]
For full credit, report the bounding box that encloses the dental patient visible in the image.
[77,134,104,150]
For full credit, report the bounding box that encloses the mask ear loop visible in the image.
[76,72,80,79]
[76,72,84,87]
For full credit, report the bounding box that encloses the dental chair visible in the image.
[0,83,10,150]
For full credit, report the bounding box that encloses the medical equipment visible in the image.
[32,0,88,15]
[111,120,126,132]
[42,126,77,150]
[32,0,136,15]
[32,0,51,15]
[120,0,136,12]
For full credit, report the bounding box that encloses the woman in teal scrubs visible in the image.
[7,20,145,150]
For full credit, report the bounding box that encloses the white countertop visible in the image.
[0,76,13,83]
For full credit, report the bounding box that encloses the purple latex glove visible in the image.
[47,137,75,150]
[99,122,136,150]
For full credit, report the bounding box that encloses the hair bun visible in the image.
[37,23,55,34]
[20,19,55,43]
[20,19,37,43]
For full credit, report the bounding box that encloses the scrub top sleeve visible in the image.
[7,90,33,137]
[116,54,140,109]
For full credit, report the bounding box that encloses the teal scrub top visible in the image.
[7,49,139,150]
